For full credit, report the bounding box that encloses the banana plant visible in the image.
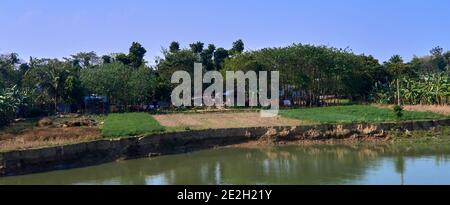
[0,85,23,126]
[375,73,449,105]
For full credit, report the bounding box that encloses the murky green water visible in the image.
[2,144,450,185]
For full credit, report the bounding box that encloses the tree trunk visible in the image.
[54,94,58,114]
[396,78,401,106]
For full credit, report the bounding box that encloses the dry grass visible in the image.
[402,105,450,116]
[0,114,105,151]
[0,127,101,151]
[153,112,303,130]
[373,104,450,116]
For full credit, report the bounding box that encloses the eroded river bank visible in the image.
[1,119,450,178]
[1,143,450,185]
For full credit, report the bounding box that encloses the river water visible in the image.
[1,144,450,185]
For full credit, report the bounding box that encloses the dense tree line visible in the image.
[1,40,449,127]
[223,44,389,106]
[0,42,155,126]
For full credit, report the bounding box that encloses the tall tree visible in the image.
[385,55,407,105]
[23,59,75,112]
[157,49,197,80]
[71,52,99,68]
[114,53,131,65]
[169,41,180,53]
[213,48,229,70]
[189,41,204,54]
[81,62,130,105]
[0,53,24,89]
[430,46,446,71]
[201,44,216,71]
[128,42,147,68]
[81,62,156,106]
[102,55,112,64]
[444,51,450,71]
[430,46,443,56]
[230,39,244,55]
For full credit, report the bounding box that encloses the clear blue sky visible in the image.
[1,0,450,64]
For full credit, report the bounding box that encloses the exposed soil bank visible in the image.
[1,119,450,177]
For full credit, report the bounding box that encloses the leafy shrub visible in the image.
[393,105,404,119]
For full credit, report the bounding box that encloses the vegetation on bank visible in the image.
[1,40,449,128]
[101,113,165,137]
[0,86,23,127]
[0,106,449,151]
[389,126,450,146]
[279,105,446,124]
[375,72,450,105]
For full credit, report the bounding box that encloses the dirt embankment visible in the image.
[230,135,390,148]
[230,125,391,148]
[0,116,102,151]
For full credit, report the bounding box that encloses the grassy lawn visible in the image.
[280,105,447,124]
[102,112,165,137]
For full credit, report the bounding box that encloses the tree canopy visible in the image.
[1,39,449,127]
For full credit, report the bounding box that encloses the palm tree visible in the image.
[386,55,407,106]
[33,61,69,113]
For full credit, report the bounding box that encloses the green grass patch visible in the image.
[102,112,165,137]
[280,105,446,124]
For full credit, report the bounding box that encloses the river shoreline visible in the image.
[1,119,450,177]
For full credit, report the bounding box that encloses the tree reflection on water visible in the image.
[1,144,450,185]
